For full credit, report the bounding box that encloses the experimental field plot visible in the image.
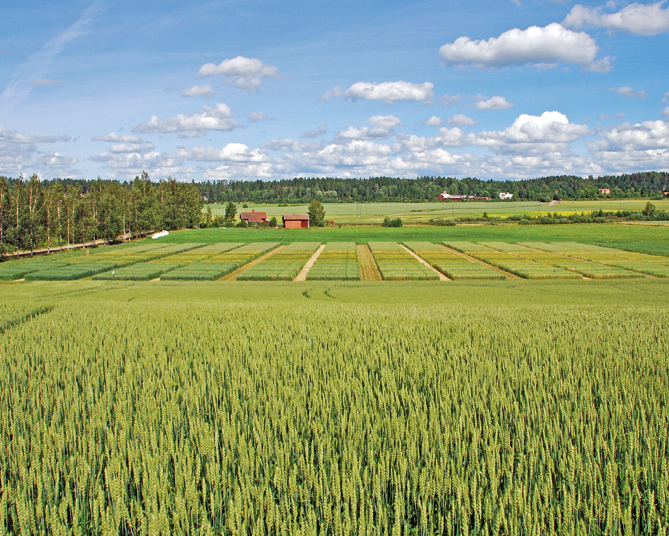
[534,242,669,277]
[162,242,281,280]
[24,243,205,281]
[515,242,645,279]
[237,242,321,280]
[306,242,360,280]
[404,241,505,280]
[446,241,580,279]
[368,241,440,280]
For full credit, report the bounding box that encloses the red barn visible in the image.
[283,214,309,229]
[239,209,268,225]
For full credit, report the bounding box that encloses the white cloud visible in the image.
[474,96,513,110]
[92,132,143,143]
[335,115,402,141]
[426,116,443,126]
[262,138,323,152]
[323,81,434,104]
[439,23,610,72]
[0,125,77,176]
[594,120,669,150]
[197,56,279,91]
[478,111,590,154]
[182,85,215,98]
[448,114,478,126]
[564,2,669,35]
[134,103,237,137]
[662,92,669,103]
[177,143,268,163]
[440,94,462,106]
[248,112,269,123]
[661,107,669,118]
[611,86,647,98]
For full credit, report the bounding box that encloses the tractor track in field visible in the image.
[295,245,326,281]
[357,245,382,281]
[400,244,450,281]
[222,245,284,281]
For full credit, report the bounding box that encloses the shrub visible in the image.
[382,217,403,227]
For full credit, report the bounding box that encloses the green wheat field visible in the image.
[1,223,668,534]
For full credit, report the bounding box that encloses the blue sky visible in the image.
[1,0,668,181]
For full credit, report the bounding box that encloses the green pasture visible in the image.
[207,198,669,223]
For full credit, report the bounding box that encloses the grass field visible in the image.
[1,279,668,534]
[207,198,669,224]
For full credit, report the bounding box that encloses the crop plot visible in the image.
[536,242,669,277]
[515,242,644,279]
[237,242,321,280]
[405,241,505,280]
[368,241,440,280]
[163,242,280,280]
[307,242,360,280]
[26,243,205,281]
[446,241,580,279]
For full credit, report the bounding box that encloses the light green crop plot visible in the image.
[446,241,581,279]
[404,241,505,280]
[368,241,440,280]
[237,242,321,280]
[307,242,360,280]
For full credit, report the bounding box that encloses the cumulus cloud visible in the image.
[182,85,215,98]
[0,124,77,176]
[478,111,590,154]
[564,2,669,35]
[197,56,279,91]
[134,103,238,137]
[594,120,669,150]
[474,96,513,110]
[323,81,434,104]
[448,114,478,126]
[439,23,611,72]
[611,86,647,98]
[177,143,269,163]
[262,138,323,152]
[426,116,443,126]
[92,132,144,143]
[336,115,402,141]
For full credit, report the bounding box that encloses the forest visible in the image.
[0,173,202,256]
[197,171,669,203]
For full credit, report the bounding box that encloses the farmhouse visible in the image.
[499,192,514,200]
[240,209,268,225]
[283,214,309,229]
[599,188,611,195]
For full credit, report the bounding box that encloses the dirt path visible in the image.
[400,244,450,281]
[295,244,326,281]
[357,244,382,281]
[222,245,284,281]
[441,244,523,279]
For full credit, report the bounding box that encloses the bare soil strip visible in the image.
[295,244,326,281]
[440,244,522,280]
[222,245,284,281]
[357,245,382,281]
[400,244,450,281]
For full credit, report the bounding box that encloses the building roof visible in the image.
[240,209,268,223]
[282,214,309,221]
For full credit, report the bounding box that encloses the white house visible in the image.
[499,192,514,200]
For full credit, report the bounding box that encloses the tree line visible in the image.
[196,172,669,204]
[0,173,202,257]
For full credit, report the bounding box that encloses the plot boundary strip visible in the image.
[295,245,327,281]
[400,244,450,281]
[406,242,506,280]
[357,245,382,281]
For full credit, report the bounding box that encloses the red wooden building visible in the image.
[282,214,309,229]
[240,209,268,225]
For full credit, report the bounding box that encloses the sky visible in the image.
[1,0,668,182]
